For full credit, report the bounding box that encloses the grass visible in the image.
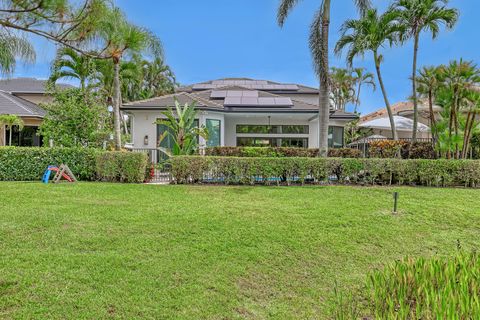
[0,182,479,319]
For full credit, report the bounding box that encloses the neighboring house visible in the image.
[0,78,72,147]
[359,101,440,140]
[122,78,358,150]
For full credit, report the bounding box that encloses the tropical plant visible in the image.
[352,67,375,113]
[417,66,442,144]
[93,7,163,151]
[335,9,401,140]
[392,0,459,142]
[155,100,208,156]
[277,0,371,157]
[49,47,96,90]
[0,114,24,146]
[0,31,35,75]
[329,67,356,111]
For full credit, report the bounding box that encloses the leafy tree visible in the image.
[277,0,371,157]
[39,88,110,148]
[0,31,35,75]
[93,7,163,151]
[49,47,96,90]
[392,0,459,142]
[155,100,208,156]
[0,114,24,146]
[335,9,401,140]
[352,67,375,113]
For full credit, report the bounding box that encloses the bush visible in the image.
[171,156,480,187]
[204,147,361,158]
[333,252,480,319]
[369,140,407,158]
[0,147,98,181]
[401,141,436,159]
[95,151,148,183]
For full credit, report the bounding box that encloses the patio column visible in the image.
[0,125,4,146]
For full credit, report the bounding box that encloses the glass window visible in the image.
[5,126,42,146]
[328,126,344,148]
[236,137,308,148]
[206,119,221,147]
[157,119,199,160]
[236,125,309,134]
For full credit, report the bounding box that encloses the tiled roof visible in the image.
[0,91,46,117]
[0,77,72,94]
[359,101,441,124]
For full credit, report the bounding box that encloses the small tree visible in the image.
[0,114,24,146]
[155,100,208,156]
[39,88,110,148]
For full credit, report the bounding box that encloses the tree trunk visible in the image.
[317,0,331,157]
[374,51,398,140]
[411,33,420,142]
[8,126,12,146]
[355,83,362,114]
[112,59,122,151]
[427,90,438,155]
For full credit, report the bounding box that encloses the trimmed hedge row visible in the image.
[0,147,148,183]
[204,147,362,158]
[171,156,480,187]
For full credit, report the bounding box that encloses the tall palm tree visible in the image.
[95,7,162,150]
[140,58,176,99]
[352,67,375,113]
[392,0,458,142]
[0,31,35,75]
[0,114,24,146]
[49,47,95,90]
[416,66,442,144]
[335,9,401,140]
[277,0,371,157]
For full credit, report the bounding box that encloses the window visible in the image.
[237,137,308,148]
[157,119,199,160]
[328,126,344,148]
[5,126,42,146]
[206,119,221,147]
[236,125,309,134]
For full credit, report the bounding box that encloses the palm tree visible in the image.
[392,0,458,142]
[140,58,176,99]
[95,7,163,150]
[352,67,375,113]
[277,0,371,157]
[330,67,356,111]
[335,9,401,140]
[155,100,208,156]
[417,66,442,144]
[461,90,480,158]
[0,31,35,75]
[0,114,24,146]
[49,47,95,90]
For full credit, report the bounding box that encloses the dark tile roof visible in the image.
[0,91,46,117]
[0,77,72,94]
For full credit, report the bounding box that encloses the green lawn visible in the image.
[1,182,479,319]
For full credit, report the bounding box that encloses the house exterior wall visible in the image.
[128,110,351,149]
[14,93,53,105]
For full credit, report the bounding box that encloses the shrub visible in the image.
[95,151,148,183]
[333,252,480,319]
[204,147,361,158]
[170,156,480,187]
[369,140,407,158]
[0,147,98,181]
[401,142,436,159]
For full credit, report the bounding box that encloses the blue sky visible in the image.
[13,0,480,114]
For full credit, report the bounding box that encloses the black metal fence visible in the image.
[129,148,172,183]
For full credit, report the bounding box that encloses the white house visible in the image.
[122,78,358,150]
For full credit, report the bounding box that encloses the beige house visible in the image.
[0,78,71,146]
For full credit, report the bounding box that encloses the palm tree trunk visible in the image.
[411,33,420,142]
[317,0,331,157]
[374,51,398,140]
[112,59,122,151]
[355,83,362,114]
[462,112,474,159]
[427,90,438,154]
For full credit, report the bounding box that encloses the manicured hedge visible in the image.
[171,156,480,187]
[204,147,362,158]
[0,147,148,183]
[95,151,148,183]
[0,147,98,181]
